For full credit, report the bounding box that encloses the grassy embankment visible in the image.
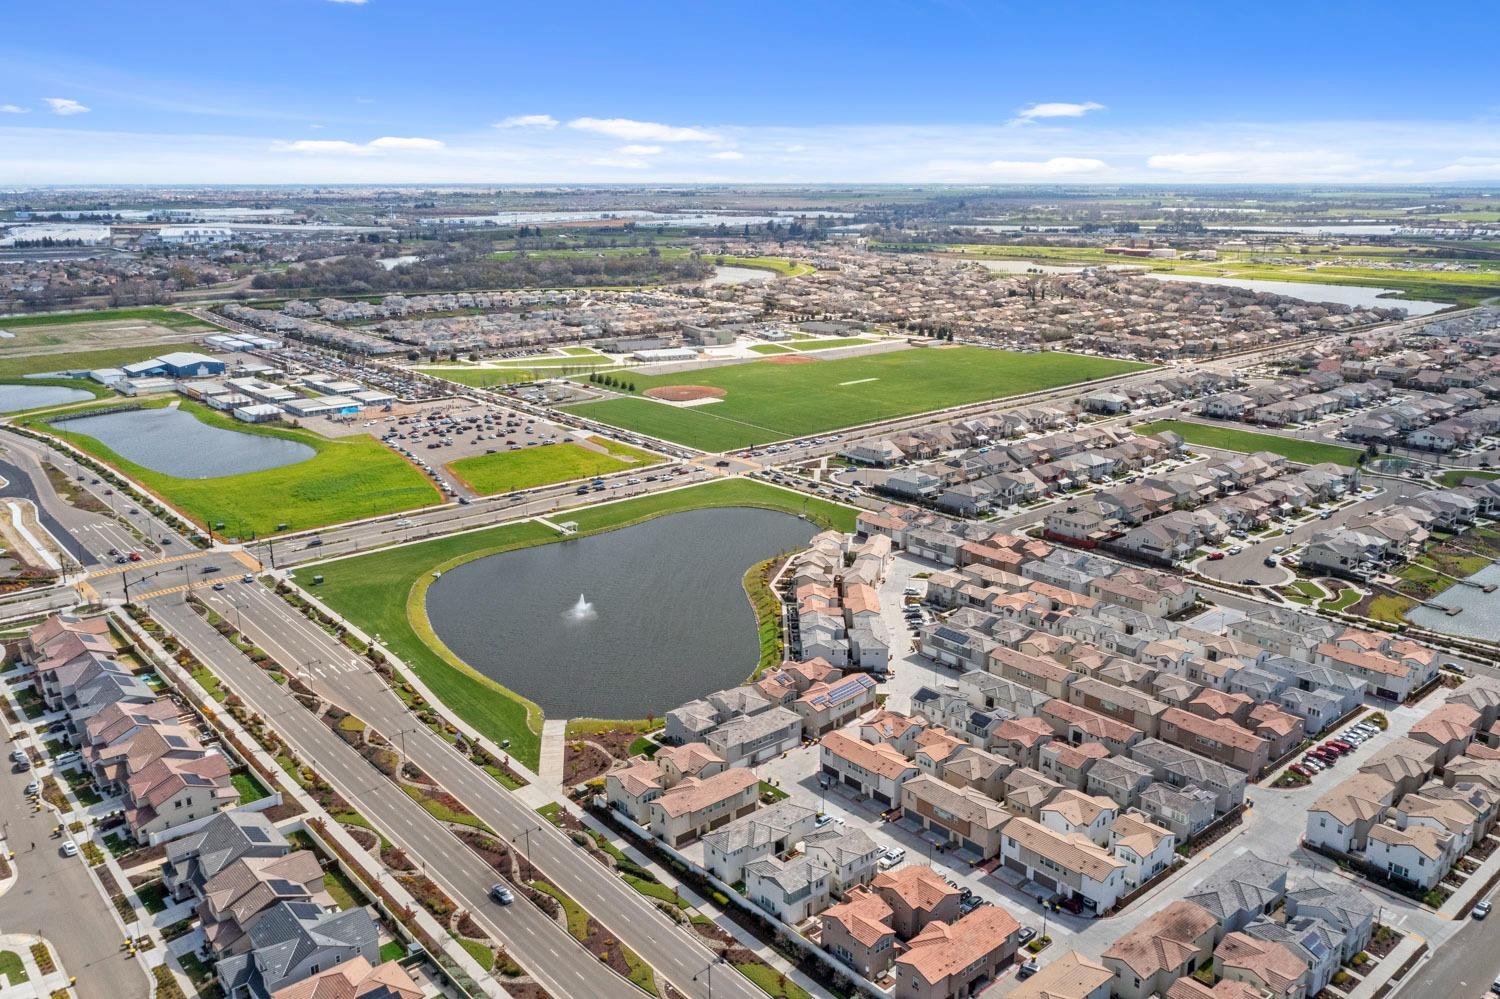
[295,479,856,769]
[1135,420,1363,467]
[26,398,440,538]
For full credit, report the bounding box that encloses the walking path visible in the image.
[1346,933,1427,999]
[539,718,568,786]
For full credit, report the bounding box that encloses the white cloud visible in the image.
[1014,101,1106,123]
[709,150,744,160]
[1146,149,1379,179]
[0,105,28,114]
[327,0,368,5]
[617,144,662,155]
[43,97,90,116]
[274,136,444,155]
[494,114,557,129]
[366,135,445,151]
[934,156,1111,180]
[587,156,649,169]
[568,117,717,143]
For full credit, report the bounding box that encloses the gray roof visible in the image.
[166,811,287,889]
[702,800,817,856]
[1183,853,1288,923]
[1286,878,1378,933]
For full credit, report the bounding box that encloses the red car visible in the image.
[1328,739,1354,753]
[128,552,142,562]
[1207,552,1226,561]
[1313,748,1339,763]
[1290,764,1312,778]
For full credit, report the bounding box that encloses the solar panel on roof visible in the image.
[244,827,270,843]
[268,878,304,897]
[164,734,188,748]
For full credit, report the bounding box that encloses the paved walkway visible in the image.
[539,718,569,786]
[0,933,75,999]
[1347,933,1427,999]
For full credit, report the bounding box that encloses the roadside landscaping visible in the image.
[1134,420,1363,467]
[294,479,858,769]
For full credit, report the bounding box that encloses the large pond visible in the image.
[425,507,819,718]
[0,383,94,413]
[1406,564,1500,641]
[1138,271,1449,317]
[55,407,317,478]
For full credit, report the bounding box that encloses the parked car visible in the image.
[1290,764,1311,778]
[1207,552,1226,561]
[1474,900,1492,920]
[1017,926,1036,944]
[877,847,906,870]
[24,780,40,795]
[60,841,78,858]
[1017,960,1040,981]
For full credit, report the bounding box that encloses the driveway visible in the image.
[0,721,149,999]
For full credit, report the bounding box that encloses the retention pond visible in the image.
[54,407,317,478]
[424,506,818,718]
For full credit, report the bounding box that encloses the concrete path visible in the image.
[540,718,569,786]
[1348,933,1427,999]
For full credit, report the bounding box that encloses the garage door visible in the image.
[1035,872,1056,891]
[822,764,839,779]
[843,774,863,791]
[873,790,891,806]
[1005,857,1026,875]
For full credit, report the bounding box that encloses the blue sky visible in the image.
[3,0,1498,184]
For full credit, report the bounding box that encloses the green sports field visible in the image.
[32,399,441,538]
[1135,419,1363,467]
[446,436,662,495]
[565,346,1150,450]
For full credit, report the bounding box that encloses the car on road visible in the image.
[60,841,78,858]
[1228,546,1243,555]
[1207,552,1225,561]
[1272,545,1287,554]
[211,582,226,591]
[489,884,514,905]
[24,780,40,795]
[129,552,142,561]
[242,573,254,583]
[1474,900,1492,920]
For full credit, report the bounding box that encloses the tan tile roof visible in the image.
[894,905,1020,986]
[1161,707,1266,755]
[872,864,960,913]
[819,886,894,948]
[1103,900,1217,978]
[823,731,916,780]
[1007,951,1113,999]
[1006,816,1125,882]
[653,768,758,819]
[1041,789,1117,828]
[1215,932,1307,995]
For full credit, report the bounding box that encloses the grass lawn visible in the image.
[0,344,184,381]
[735,962,813,999]
[456,938,493,969]
[1322,586,1363,612]
[566,347,1148,451]
[447,437,662,495]
[1437,469,1500,488]
[0,950,28,986]
[32,398,440,538]
[231,770,270,804]
[416,360,614,388]
[295,479,856,767]
[747,344,793,355]
[1366,593,1415,624]
[1135,420,1364,467]
[789,337,875,352]
[135,880,171,914]
[322,867,370,911]
[378,941,407,963]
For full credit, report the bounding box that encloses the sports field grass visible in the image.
[416,360,616,388]
[447,437,662,495]
[1135,419,1363,467]
[566,346,1149,450]
[748,344,793,355]
[33,399,440,538]
[296,478,854,767]
[789,337,876,352]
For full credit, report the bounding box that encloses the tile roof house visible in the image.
[647,767,761,847]
[999,816,1128,914]
[820,731,919,806]
[268,955,421,999]
[892,904,1021,999]
[872,865,962,939]
[1005,950,1113,999]
[1284,878,1376,961]
[1213,932,1310,999]
[123,751,237,845]
[899,774,1011,859]
[820,887,898,978]
[1102,900,1220,999]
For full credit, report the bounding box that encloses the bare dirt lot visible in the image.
[0,319,200,358]
[762,353,818,365]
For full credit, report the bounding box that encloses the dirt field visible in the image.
[0,318,200,358]
[762,354,817,365]
[643,385,728,402]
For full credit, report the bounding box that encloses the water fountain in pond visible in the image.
[565,593,597,623]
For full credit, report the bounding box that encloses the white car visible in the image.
[61,841,78,858]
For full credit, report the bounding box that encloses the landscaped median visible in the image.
[22,397,442,538]
[292,478,857,770]
[1134,419,1365,467]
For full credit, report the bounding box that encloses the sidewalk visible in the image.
[538,718,567,786]
[1344,933,1427,999]
[0,933,75,999]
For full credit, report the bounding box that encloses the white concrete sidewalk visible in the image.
[538,718,568,786]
